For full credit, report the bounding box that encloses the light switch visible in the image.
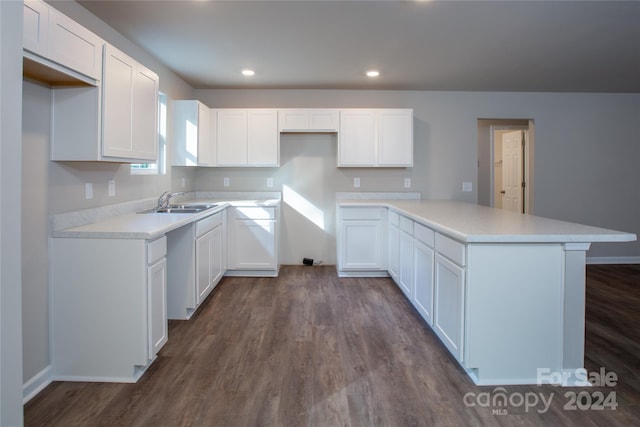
[354,177,361,188]
[462,181,473,192]
[85,183,93,199]
[108,180,115,197]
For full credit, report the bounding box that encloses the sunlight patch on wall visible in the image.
[283,184,325,230]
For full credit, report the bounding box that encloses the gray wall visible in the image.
[2,1,25,424]
[196,89,640,261]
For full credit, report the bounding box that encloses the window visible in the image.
[131,92,167,175]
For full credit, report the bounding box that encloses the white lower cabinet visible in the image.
[398,217,414,299]
[337,207,387,275]
[413,235,435,325]
[196,215,224,304]
[167,211,226,319]
[50,236,168,381]
[148,255,168,357]
[433,252,466,362]
[388,211,400,281]
[227,206,279,276]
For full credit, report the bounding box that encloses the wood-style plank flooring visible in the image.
[25,264,640,426]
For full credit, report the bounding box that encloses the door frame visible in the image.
[489,124,533,213]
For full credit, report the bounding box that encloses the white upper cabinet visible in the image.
[377,109,414,166]
[102,44,159,161]
[50,44,159,162]
[23,0,49,57]
[338,110,377,166]
[213,109,279,167]
[278,109,339,132]
[173,100,213,166]
[23,0,103,84]
[338,109,413,167]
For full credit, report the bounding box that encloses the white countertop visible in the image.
[339,199,636,244]
[52,199,280,240]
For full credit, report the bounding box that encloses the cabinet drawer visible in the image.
[414,223,435,248]
[147,236,167,264]
[196,212,222,237]
[341,207,384,221]
[399,216,414,235]
[436,233,466,266]
[388,210,399,227]
[233,206,276,220]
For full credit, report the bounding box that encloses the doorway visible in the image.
[477,119,534,214]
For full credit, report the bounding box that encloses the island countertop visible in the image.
[338,199,636,244]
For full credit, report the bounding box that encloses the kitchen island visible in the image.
[337,199,636,385]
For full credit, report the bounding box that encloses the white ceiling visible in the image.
[73,0,640,92]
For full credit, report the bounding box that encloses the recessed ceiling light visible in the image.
[241,69,255,76]
[366,70,380,77]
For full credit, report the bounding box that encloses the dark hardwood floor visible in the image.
[25,264,640,426]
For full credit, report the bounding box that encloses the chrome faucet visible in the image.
[157,191,185,209]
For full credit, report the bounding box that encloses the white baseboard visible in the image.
[23,365,53,404]
[586,256,640,265]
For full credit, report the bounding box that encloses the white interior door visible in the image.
[501,130,524,213]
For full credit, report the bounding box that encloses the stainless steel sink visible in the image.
[137,204,218,214]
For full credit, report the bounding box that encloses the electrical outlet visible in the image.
[85,183,93,199]
[223,177,230,187]
[266,177,274,188]
[462,181,473,192]
[354,177,360,188]
[404,178,411,188]
[108,180,115,197]
[181,177,186,188]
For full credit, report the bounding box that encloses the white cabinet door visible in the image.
[196,229,214,305]
[147,257,168,358]
[247,109,279,166]
[195,224,224,304]
[48,7,103,80]
[338,109,413,167]
[210,223,224,287]
[102,44,158,162]
[215,109,248,166]
[230,219,277,269]
[414,240,435,325]
[278,109,339,132]
[173,100,212,166]
[23,0,49,57]
[388,221,400,281]
[339,220,385,270]
[102,46,134,158]
[378,109,413,166]
[399,228,414,299]
[434,253,465,362]
[131,65,159,161]
[198,102,213,166]
[338,110,376,166]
